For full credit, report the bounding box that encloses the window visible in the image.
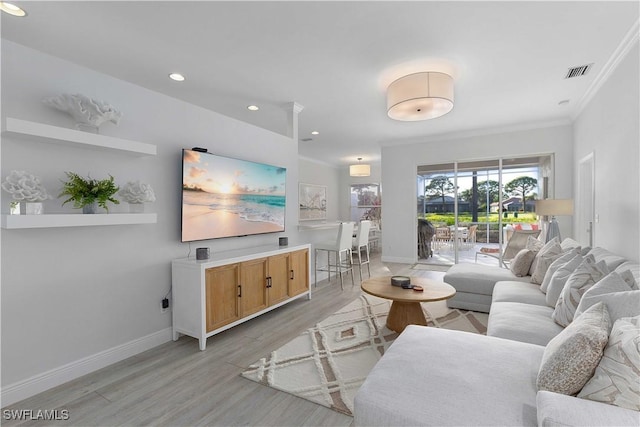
[350,183,381,227]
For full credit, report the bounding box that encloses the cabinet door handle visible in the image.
[290,270,294,280]
[238,285,242,297]
[266,277,271,288]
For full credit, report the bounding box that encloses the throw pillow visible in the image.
[545,254,586,307]
[537,302,610,395]
[559,237,581,252]
[578,315,640,411]
[526,236,544,274]
[552,258,610,327]
[526,235,544,252]
[531,237,563,284]
[540,248,580,294]
[510,249,536,277]
[574,271,637,319]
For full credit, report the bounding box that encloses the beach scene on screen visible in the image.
[182,150,286,241]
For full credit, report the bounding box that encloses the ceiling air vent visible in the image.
[300,138,313,142]
[565,63,593,79]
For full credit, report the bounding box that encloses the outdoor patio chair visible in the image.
[434,227,451,250]
[464,224,478,249]
[475,229,541,268]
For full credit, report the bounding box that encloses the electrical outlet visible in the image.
[161,298,170,313]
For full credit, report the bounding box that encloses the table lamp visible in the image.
[535,199,574,242]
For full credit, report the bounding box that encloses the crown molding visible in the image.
[298,155,339,168]
[573,19,640,120]
[380,118,572,147]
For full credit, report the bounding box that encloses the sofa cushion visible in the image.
[578,315,640,411]
[537,302,610,395]
[552,258,609,327]
[545,254,586,307]
[488,302,563,346]
[531,238,563,284]
[537,391,640,427]
[354,326,544,427]
[492,281,547,306]
[444,263,530,297]
[587,247,628,270]
[540,248,580,294]
[510,249,536,277]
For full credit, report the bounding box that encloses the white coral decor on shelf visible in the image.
[42,93,122,131]
[119,181,156,204]
[1,170,51,202]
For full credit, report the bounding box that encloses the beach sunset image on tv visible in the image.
[181,149,286,242]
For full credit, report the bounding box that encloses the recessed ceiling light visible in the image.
[169,73,185,82]
[247,105,259,111]
[311,131,319,135]
[0,2,27,16]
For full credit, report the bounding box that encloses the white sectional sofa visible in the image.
[354,240,640,426]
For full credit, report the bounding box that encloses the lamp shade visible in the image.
[387,72,454,121]
[350,164,371,177]
[535,199,574,216]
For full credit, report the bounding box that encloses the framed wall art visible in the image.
[299,183,327,221]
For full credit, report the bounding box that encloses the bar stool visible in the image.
[314,222,355,289]
[352,220,372,281]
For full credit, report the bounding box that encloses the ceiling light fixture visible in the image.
[349,158,371,177]
[311,131,319,135]
[0,2,26,16]
[387,72,454,121]
[247,105,259,111]
[168,73,185,82]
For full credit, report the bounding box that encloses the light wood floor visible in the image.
[3,252,445,427]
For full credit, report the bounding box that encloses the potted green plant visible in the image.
[59,172,120,213]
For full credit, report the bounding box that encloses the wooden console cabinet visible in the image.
[172,244,310,350]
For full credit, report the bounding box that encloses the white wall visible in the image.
[573,40,639,261]
[381,125,574,263]
[0,41,303,401]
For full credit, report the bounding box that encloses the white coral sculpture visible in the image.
[42,93,123,128]
[119,181,156,204]
[1,170,52,202]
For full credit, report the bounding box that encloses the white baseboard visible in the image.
[381,255,415,264]
[1,327,173,407]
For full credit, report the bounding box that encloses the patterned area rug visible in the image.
[241,294,488,416]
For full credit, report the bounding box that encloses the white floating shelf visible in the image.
[1,213,157,229]
[3,117,157,156]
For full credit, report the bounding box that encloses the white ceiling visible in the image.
[2,1,638,167]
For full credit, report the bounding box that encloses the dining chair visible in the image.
[314,222,355,289]
[352,220,372,281]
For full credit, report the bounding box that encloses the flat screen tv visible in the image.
[181,149,286,242]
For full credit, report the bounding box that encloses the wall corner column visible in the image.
[284,102,305,143]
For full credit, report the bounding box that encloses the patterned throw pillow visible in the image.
[578,316,640,411]
[531,238,563,284]
[575,271,638,321]
[537,302,610,395]
[552,258,610,327]
[510,249,536,277]
[545,254,586,308]
[540,248,580,294]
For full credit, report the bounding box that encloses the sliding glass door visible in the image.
[417,156,549,266]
